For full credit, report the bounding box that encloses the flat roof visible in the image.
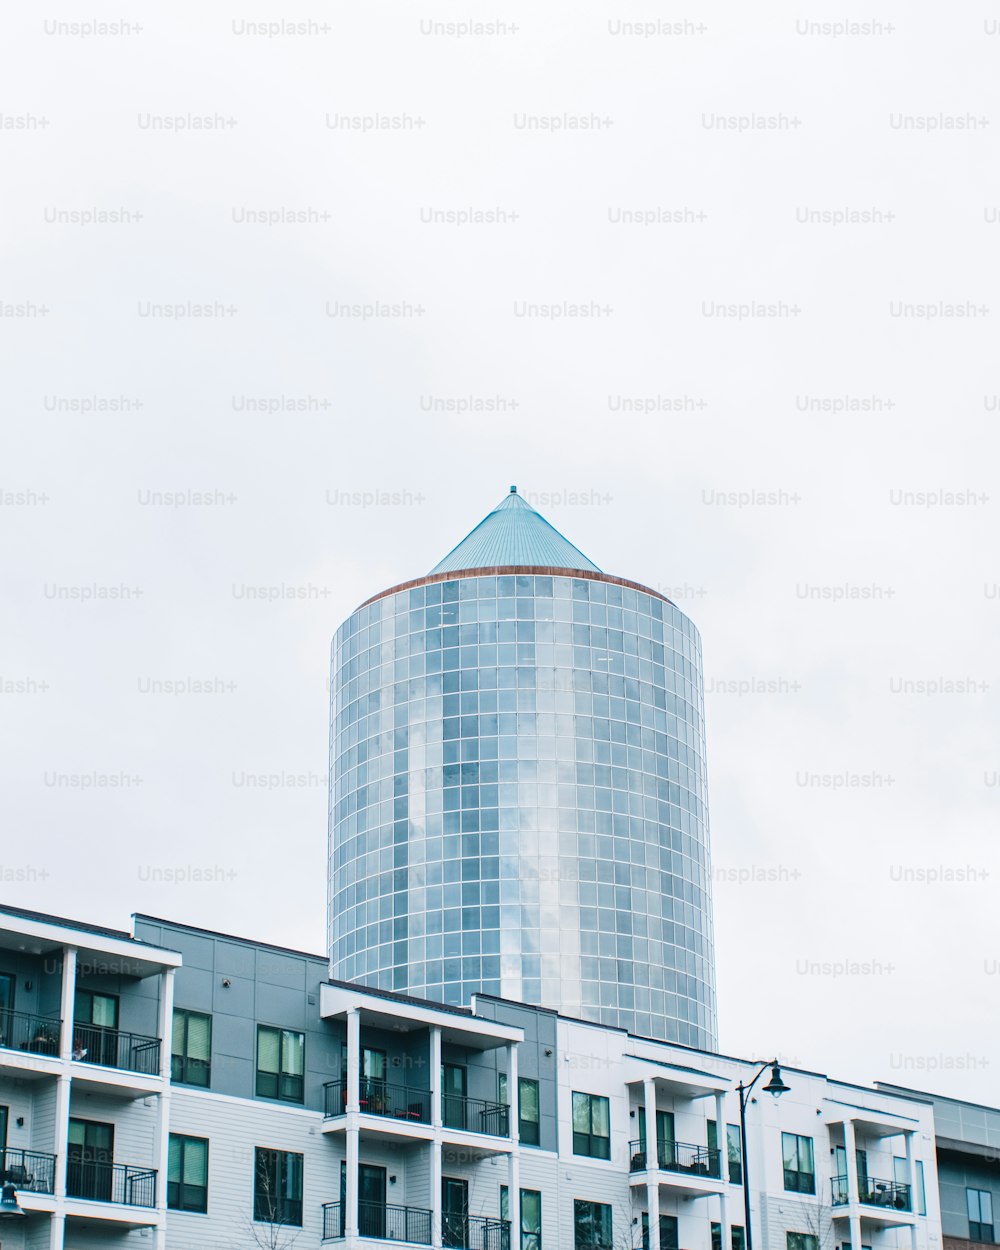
[134,913,327,964]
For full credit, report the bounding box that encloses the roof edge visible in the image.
[353,566,678,614]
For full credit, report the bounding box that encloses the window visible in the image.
[894,1157,926,1215]
[642,1214,679,1250]
[254,1148,303,1226]
[501,1186,542,1250]
[519,1078,540,1146]
[572,1092,610,1160]
[256,1026,304,1102]
[968,1188,994,1243]
[787,1235,819,1250]
[168,1135,208,1213]
[782,1133,816,1195]
[171,1010,212,1087]
[712,1224,745,1250]
[727,1124,743,1184]
[574,1199,612,1250]
[73,990,119,1066]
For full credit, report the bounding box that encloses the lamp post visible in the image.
[737,1060,790,1250]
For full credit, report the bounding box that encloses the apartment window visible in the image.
[254,1148,303,1226]
[712,1223,745,1250]
[171,1010,212,1087]
[787,1234,819,1250]
[572,1092,611,1160]
[256,1026,305,1103]
[642,1214,679,1250]
[894,1157,926,1216]
[708,1120,740,1181]
[167,1134,208,1213]
[519,1078,540,1146]
[574,1199,612,1250]
[501,1186,542,1250]
[782,1133,816,1194]
[968,1188,994,1242]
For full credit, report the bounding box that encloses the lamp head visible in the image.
[0,1183,26,1219]
[764,1062,790,1098]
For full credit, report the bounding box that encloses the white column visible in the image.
[507,1042,519,1142]
[644,1080,660,1250]
[48,1211,65,1250]
[715,1093,730,1250]
[507,1152,521,1250]
[905,1132,920,1250]
[430,1026,442,1249]
[153,967,175,1250]
[53,946,76,1209]
[346,1008,361,1112]
[58,946,77,1061]
[844,1119,863,1250]
[346,1008,361,1240]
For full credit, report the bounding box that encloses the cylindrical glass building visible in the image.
[328,488,717,1048]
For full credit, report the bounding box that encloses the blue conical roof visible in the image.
[430,487,602,575]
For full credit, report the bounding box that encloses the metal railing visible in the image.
[832,1175,911,1211]
[444,1213,511,1250]
[323,1201,345,1239]
[442,1094,510,1138]
[0,1010,61,1056]
[321,1200,433,1243]
[324,1078,432,1124]
[73,1023,161,1075]
[629,1139,721,1177]
[0,1147,57,1194]
[66,1160,157,1207]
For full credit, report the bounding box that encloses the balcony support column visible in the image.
[507,1041,519,1143]
[430,1138,442,1250]
[844,1118,863,1250]
[58,946,77,1062]
[715,1092,729,1250]
[153,966,175,1250]
[508,1149,520,1250]
[48,1210,65,1250]
[904,1130,919,1250]
[346,1007,361,1113]
[644,1079,660,1250]
[430,1024,442,1248]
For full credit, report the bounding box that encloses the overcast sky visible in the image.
[2,2,998,1104]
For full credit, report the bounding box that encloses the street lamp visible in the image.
[737,1061,789,1250]
[0,1183,26,1219]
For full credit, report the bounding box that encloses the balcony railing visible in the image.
[324,1078,432,1124]
[831,1175,911,1211]
[442,1094,510,1138]
[321,1200,432,1243]
[0,1147,57,1194]
[444,1213,511,1250]
[73,1023,161,1075]
[0,1010,61,1057]
[629,1139,721,1177]
[66,1160,157,1207]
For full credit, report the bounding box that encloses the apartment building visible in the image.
[0,904,946,1250]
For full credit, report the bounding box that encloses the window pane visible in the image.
[184,1140,208,1186]
[258,1027,280,1074]
[520,1079,539,1120]
[168,1136,182,1184]
[187,1015,211,1061]
[591,1096,609,1136]
[282,1031,305,1077]
[572,1093,589,1133]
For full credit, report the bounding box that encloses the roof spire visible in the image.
[429,490,601,575]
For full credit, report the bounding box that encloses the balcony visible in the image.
[322,1199,433,1244]
[66,1160,157,1208]
[444,1213,511,1250]
[442,1094,509,1138]
[325,1078,432,1124]
[0,1009,61,1068]
[629,1139,721,1178]
[0,1147,57,1194]
[832,1175,911,1212]
[73,1023,161,1076]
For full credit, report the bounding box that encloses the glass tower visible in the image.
[328,488,717,1048]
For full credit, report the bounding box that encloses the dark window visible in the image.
[787,1235,819,1250]
[642,1214,679,1250]
[503,1187,542,1250]
[782,1133,816,1195]
[73,990,119,1066]
[256,1026,304,1103]
[519,1078,540,1146]
[254,1148,303,1226]
[574,1199,612,1250]
[168,1135,208,1213]
[968,1188,994,1243]
[572,1092,610,1160]
[711,1225,745,1250]
[171,1010,212,1087]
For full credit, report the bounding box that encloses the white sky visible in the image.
[2,0,997,1104]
